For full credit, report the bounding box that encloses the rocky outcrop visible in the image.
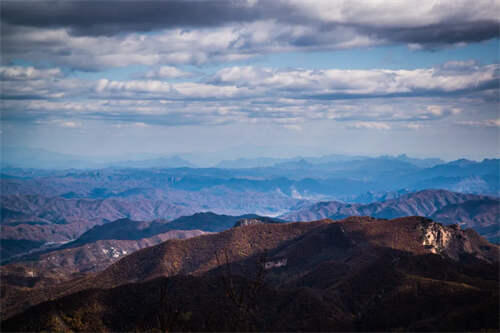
[264,257,288,269]
[233,218,266,227]
[419,221,497,262]
[233,217,282,228]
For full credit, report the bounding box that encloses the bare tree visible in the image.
[215,248,268,331]
[153,278,187,332]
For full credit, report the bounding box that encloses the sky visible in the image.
[1,0,499,162]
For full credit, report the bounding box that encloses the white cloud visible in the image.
[35,119,83,128]
[60,121,80,128]
[211,64,498,97]
[0,67,89,99]
[426,105,444,116]
[1,25,263,70]
[0,66,62,80]
[442,60,478,70]
[143,66,194,79]
[96,79,172,93]
[1,62,495,130]
[456,119,500,127]
[2,62,494,108]
[287,0,500,27]
[93,78,254,99]
[350,122,391,130]
[405,123,424,130]
[112,122,149,128]
[283,124,303,131]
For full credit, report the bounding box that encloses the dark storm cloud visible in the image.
[2,0,498,47]
[0,0,277,36]
[368,21,500,47]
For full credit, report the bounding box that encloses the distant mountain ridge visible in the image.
[282,189,499,242]
[1,157,498,263]
[0,192,303,261]
[1,229,207,288]
[4,148,447,170]
[2,157,497,200]
[1,147,195,169]
[72,212,282,245]
[0,195,196,241]
[2,187,498,264]
[1,212,283,282]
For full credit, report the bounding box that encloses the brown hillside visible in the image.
[1,216,498,322]
[2,216,499,331]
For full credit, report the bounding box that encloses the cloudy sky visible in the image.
[1,0,499,161]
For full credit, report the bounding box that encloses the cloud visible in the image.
[96,79,172,94]
[112,122,149,129]
[1,24,269,70]
[0,61,496,130]
[441,60,480,71]
[2,0,498,42]
[0,65,91,100]
[283,124,303,131]
[349,121,391,130]
[456,119,500,127]
[59,120,81,128]
[143,66,195,79]
[324,102,466,123]
[209,64,498,99]
[1,62,496,103]
[0,95,487,130]
[35,119,83,128]
[0,66,62,80]
[0,0,271,35]
[1,1,498,70]
[94,79,254,99]
[405,123,424,130]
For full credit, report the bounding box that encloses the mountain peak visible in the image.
[447,158,476,167]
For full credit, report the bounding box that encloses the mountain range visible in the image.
[3,157,498,199]
[2,147,445,170]
[0,213,281,284]
[282,189,499,243]
[1,156,499,331]
[1,147,195,169]
[2,188,498,265]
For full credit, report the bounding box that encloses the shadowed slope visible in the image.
[2,216,498,332]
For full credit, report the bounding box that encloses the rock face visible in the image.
[263,257,287,269]
[233,217,282,228]
[421,222,454,255]
[234,218,266,227]
[419,220,493,262]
